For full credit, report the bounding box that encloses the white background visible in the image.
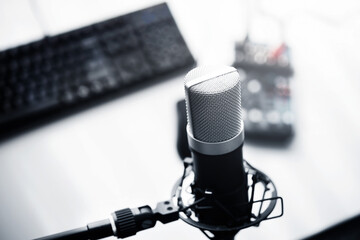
[0,0,360,239]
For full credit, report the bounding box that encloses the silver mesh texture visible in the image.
[184,66,242,143]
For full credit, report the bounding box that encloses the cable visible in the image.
[244,0,252,40]
[28,0,50,36]
[256,0,286,44]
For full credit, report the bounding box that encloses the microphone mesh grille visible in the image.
[184,66,242,143]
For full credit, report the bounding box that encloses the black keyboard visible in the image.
[0,3,195,136]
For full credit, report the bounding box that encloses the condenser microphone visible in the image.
[35,66,283,240]
[184,66,250,226]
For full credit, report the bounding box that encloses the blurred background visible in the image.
[0,0,360,239]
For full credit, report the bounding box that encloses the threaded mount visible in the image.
[112,208,137,238]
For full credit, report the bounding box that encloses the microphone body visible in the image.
[192,145,248,225]
[184,66,250,226]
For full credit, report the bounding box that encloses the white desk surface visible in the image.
[1,0,360,239]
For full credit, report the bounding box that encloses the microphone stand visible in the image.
[35,160,283,240]
[35,201,180,240]
[34,201,239,240]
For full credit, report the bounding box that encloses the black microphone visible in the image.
[184,66,251,227]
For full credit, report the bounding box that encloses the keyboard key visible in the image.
[77,85,90,98]
[114,50,152,84]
